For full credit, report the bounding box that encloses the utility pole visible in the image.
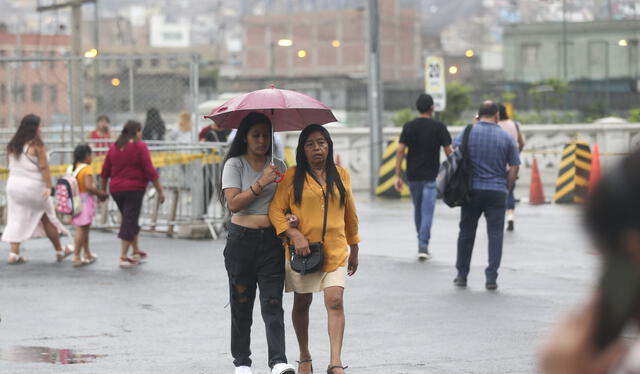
[367,0,383,196]
[37,0,96,145]
[562,0,567,81]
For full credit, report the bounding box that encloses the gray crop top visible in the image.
[221,156,287,216]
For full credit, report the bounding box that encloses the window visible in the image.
[49,51,56,69]
[0,84,5,104]
[588,41,607,79]
[557,42,575,78]
[521,43,540,67]
[14,85,25,103]
[151,58,160,68]
[31,84,43,103]
[50,85,57,104]
[629,40,639,77]
[163,32,183,41]
[135,59,143,68]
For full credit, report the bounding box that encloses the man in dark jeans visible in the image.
[394,94,452,261]
[453,102,520,290]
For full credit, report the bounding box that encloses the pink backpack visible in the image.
[55,164,88,216]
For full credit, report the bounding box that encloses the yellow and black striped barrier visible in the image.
[375,138,410,198]
[553,141,592,204]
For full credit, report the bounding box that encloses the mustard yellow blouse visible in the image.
[269,166,360,273]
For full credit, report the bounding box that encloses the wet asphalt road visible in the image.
[0,195,597,373]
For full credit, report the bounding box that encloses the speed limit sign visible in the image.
[425,56,446,111]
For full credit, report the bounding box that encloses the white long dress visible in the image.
[1,147,67,243]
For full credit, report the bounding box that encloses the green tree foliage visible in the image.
[440,82,473,125]
[528,79,569,113]
[628,108,640,123]
[391,108,414,127]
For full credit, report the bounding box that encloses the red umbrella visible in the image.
[204,86,337,182]
[204,86,337,131]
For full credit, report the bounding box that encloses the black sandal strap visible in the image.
[328,365,348,371]
[297,359,313,363]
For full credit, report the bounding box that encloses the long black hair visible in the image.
[498,103,509,121]
[142,107,166,141]
[585,149,640,252]
[218,112,273,208]
[7,114,43,157]
[293,124,346,207]
[72,144,92,171]
[115,120,142,149]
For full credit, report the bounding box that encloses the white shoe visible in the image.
[271,363,295,374]
[235,366,252,374]
[418,252,431,261]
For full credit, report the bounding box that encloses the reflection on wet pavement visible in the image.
[0,346,104,364]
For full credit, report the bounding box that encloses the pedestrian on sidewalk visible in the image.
[100,120,165,268]
[88,114,112,155]
[69,144,109,267]
[394,93,452,260]
[453,101,520,291]
[220,112,294,374]
[170,111,193,143]
[269,124,360,374]
[497,103,525,231]
[142,108,166,142]
[2,114,73,264]
[541,149,640,374]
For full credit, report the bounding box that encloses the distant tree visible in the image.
[440,82,473,125]
[391,108,414,127]
[628,108,640,123]
[528,78,569,113]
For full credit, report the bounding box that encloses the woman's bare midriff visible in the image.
[231,214,273,229]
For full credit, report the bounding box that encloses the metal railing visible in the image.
[0,142,230,239]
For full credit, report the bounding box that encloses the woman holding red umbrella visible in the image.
[220,112,295,374]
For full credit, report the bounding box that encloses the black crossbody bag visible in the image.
[290,177,328,275]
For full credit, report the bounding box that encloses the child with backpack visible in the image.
[69,144,109,266]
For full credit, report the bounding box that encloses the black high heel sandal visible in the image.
[297,359,313,373]
[327,365,348,374]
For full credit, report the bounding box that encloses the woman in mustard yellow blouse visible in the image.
[269,124,360,374]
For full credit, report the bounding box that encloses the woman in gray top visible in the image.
[220,112,295,374]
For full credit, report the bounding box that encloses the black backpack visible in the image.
[443,125,473,207]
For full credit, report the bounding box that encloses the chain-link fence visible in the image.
[0,54,200,149]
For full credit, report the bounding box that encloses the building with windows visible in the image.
[240,0,421,81]
[503,20,640,87]
[0,32,70,128]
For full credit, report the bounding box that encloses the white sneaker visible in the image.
[418,252,432,261]
[235,366,252,374]
[271,363,296,374]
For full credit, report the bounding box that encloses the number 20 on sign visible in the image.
[425,56,446,111]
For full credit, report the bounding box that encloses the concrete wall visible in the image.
[281,122,640,199]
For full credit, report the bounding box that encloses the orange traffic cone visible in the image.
[335,153,342,167]
[589,144,601,195]
[529,157,545,205]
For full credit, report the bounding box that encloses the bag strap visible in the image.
[461,124,473,157]
[320,186,329,243]
[308,172,330,244]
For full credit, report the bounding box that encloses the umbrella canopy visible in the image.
[204,86,337,131]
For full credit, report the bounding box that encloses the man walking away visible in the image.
[453,101,520,291]
[497,103,525,231]
[394,94,452,261]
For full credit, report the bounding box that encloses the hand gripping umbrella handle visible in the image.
[270,160,285,183]
[274,170,284,183]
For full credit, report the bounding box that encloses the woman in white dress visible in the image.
[2,114,72,264]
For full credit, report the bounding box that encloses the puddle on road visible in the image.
[0,346,105,364]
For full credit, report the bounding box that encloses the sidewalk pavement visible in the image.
[0,194,597,373]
